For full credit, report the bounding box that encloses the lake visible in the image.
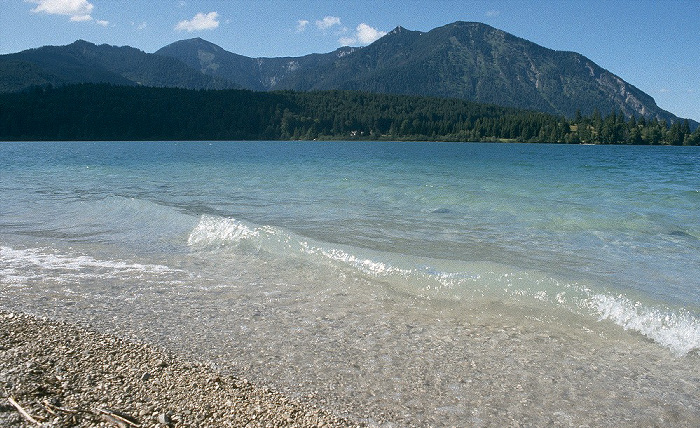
[1,141,698,425]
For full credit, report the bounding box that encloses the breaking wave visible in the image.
[588,294,699,356]
[186,214,700,356]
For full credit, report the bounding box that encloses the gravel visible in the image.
[0,311,356,427]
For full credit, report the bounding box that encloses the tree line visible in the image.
[1,84,698,144]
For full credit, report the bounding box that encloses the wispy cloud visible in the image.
[486,10,501,18]
[28,0,93,17]
[175,11,220,32]
[27,0,108,25]
[299,15,385,47]
[316,16,341,30]
[296,19,309,33]
[69,13,92,22]
[340,23,386,46]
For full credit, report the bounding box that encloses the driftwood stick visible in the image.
[96,407,141,428]
[42,399,84,415]
[42,401,58,416]
[7,396,41,425]
[99,413,129,428]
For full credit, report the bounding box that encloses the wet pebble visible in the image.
[0,310,356,427]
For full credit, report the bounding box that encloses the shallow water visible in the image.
[1,141,699,425]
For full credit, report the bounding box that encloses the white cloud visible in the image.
[339,23,386,46]
[27,0,109,24]
[28,0,93,16]
[300,15,385,46]
[486,10,501,18]
[316,16,341,30]
[175,11,220,32]
[28,0,108,26]
[296,19,309,33]
[355,23,386,44]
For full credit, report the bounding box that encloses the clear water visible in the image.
[2,141,699,425]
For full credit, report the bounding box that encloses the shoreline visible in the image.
[2,304,700,426]
[0,310,355,427]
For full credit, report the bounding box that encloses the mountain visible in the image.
[277,22,672,121]
[0,22,690,124]
[0,40,236,92]
[154,37,358,92]
[157,23,677,122]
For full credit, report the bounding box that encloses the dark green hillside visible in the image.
[155,38,264,90]
[1,84,697,144]
[0,45,134,91]
[0,40,236,92]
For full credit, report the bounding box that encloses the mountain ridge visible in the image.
[0,21,692,125]
[0,39,236,92]
[150,21,693,124]
[154,37,359,92]
[261,22,668,121]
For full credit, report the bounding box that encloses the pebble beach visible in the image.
[0,311,354,427]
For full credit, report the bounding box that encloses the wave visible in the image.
[588,294,699,356]
[187,215,275,247]
[186,214,700,356]
[186,215,484,296]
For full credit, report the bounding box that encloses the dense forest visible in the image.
[1,84,698,144]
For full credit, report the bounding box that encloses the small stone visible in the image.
[141,372,151,381]
[158,412,172,425]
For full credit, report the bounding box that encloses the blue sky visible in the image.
[1,0,698,121]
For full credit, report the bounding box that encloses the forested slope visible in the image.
[1,84,697,144]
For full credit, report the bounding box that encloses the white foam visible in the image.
[589,293,700,356]
[187,215,271,247]
[0,246,181,285]
[302,244,407,277]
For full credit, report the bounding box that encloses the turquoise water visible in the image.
[1,141,699,425]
